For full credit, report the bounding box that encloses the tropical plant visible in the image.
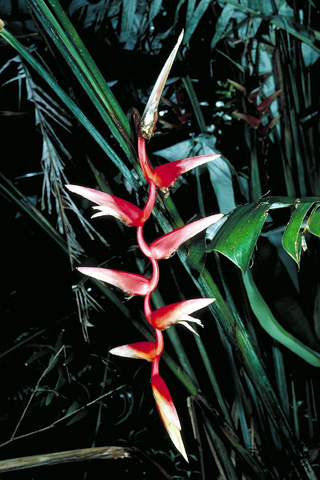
[65,34,223,460]
[1,1,320,479]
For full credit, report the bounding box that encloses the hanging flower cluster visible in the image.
[66,32,223,460]
[229,77,282,144]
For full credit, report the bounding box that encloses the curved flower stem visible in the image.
[141,182,157,223]
[154,329,164,358]
[151,330,164,377]
[137,225,152,258]
[152,356,160,377]
[138,207,163,378]
[138,135,154,184]
[148,257,160,293]
[144,294,153,324]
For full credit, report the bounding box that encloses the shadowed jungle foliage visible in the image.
[1,1,320,478]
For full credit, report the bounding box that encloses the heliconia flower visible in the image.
[152,153,220,190]
[247,89,260,104]
[77,267,151,297]
[227,78,247,95]
[256,89,282,115]
[139,30,184,140]
[151,298,215,333]
[138,136,220,191]
[258,114,281,138]
[233,112,261,129]
[152,374,188,462]
[152,375,181,429]
[65,184,144,227]
[110,342,158,361]
[149,213,224,260]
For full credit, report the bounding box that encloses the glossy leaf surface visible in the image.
[209,197,320,271]
[308,207,320,237]
[282,202,313,264]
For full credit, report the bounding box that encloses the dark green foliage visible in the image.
[1,1,320,478]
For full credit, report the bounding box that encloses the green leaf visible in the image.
[178,247,318,477]
[209,201,271,271]
[242,269,320,367]
[271,15,320,56]
[282,202,313,265]
[149,0,163,22]
[209,197,320,272]
[186,234,207,274]
[0,172,69,256]
[217,0,320,55]
[66,402,88,426]
[210,3,235,49]
[184,0,212,45]
[28,0,135,160]
[119,0,137,43]
[45,391,55,406]
[308,207,320,237]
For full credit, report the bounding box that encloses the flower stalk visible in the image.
[66,32,223,461]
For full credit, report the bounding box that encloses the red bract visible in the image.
[149,214,224,260]
[152,374,181,430]
[233,112,261,129]
[247,89,260,104]
[77,267,151,297]
[65,184,144,227]
[110,342,158,361]
[258,115,281,138]
[151,298,215,330]
[256,89,282,114]
[152,374,188,462]
[157,407,188,462]
[152,153,220,190]
[138,136,220,190]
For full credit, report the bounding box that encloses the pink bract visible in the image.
[152,374,188,462]
[149,214,224,260]
[66,184,144,226]
[77,267,151,297]
[110,342,158,361]
[137,135,220,190]
[152,154,220,189]
[151,298,215,330]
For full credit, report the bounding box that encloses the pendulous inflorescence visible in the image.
[66,32,223,460]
